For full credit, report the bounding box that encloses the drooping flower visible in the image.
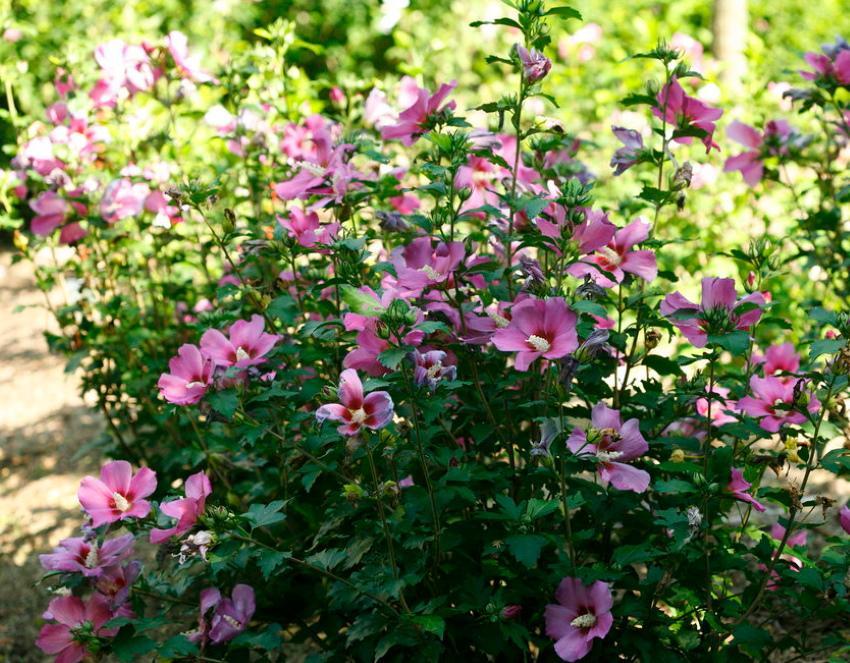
[610,126,644,175]
[544,577,614,662]
[412,350,457,390]
[39,533,134,577]
[653,77,723,152]
[737,375,820,432]
[660,277,765,348]
[150,471,212,544]
[761,523,807,591]
[316,369,394,436]
[157,343,213,405]
[492,297,578,372]
[380,81,457,146]
[187,587,222,645]
[200,315,281,369]
[165,31,216,83]
[727,468,766,512]
[567,402,650,493]
[517,45,552,83]
[567,218,657,288]
[695,385,738,426]
[36,594,118,662]
[78,460,157,527]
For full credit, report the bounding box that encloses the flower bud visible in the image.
[671,161,693,191]
[343,483,366,502]
[670,449,685,463]
[501,604,523,620]
[645,329,661,351]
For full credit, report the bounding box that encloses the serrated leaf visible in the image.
[809,338,846,361]
[339,284,384,316]
[243,500,287,528]
[207,389,239,419]
[546,6,582,20]
[378,347,409,370]
[504,534,548,568]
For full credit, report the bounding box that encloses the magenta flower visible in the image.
[100,178,150,223]
[78,460,157,527]
[839,505,850,535]
[727,468,766,512]
[158,343,213,405]
[150,471,212,544]
[737,375,819,433]
[536,207,616,254]
[391,236,465,296]
[277,207,338,248]
[800,41,850,85]
[568,218,657,288]
[695,385,738,426]
[610,126,644,175]
[380,81,457,146]
[165,31,216,83]
[544,577,614,662]
[771,522,807,549]
[492,297,578,372]
[412,350,457,390]
[39,533,134,577]
[660,277,765,348]
[30,191,68,236]
[200,315,281,369]
[316,369,394,436]
[653,77,723,153]
[724,120,795,185]
[96,561,141,611]
[758,342,800,380]
[208,584,256,644]
[36,594,118,663]
[567,402,650,493]
[517,45,552,83]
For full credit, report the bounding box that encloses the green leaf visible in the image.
[378,347,409,370]
[306,548,347,571]
[504,534,548,568]
[267,294,298,324]
[257,549,291,579]
[654,478,697,494]
[242,500,287,528]
[643,354,684,377]
[207,389,239,419]
[706,330,750,355]
[409,614,446,639]
[546,6,582,20]
[159,635,199,658]
[231,624,283,650]
[525,498,560,520]
[809,338,846,361]
[339,284,384,316]
[112,632,157,661]
[612,542,662,566]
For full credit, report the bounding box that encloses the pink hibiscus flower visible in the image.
[492,297,578,371]
[653,77,723,152]
[660,277,765,348]
[724,120,794,185]
[727,467,765,512]
[37,594,118,663]
[737,375,820,433]
[610,126,644,175]
[567,402,650,493]
[165,31,216,83]
[39,533,134,577]
[839,505,850,535]
[157,343,213,405]
[390,236,466,296]
[277,207,338,248]
[517,45,552,83]
[412,349,457,390]
[544,577,614,662]
[200,315,281,369]
[695,385,738,426]
[757,342,800,381]
[78,460,157,527]
[567,218,657,288]
[536,207,616,255]
[100,178,150,223]
[380,81,457,146]
[150,471,212,544]
[315,369,394,436]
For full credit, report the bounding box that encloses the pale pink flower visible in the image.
[37,594,118,663]
[39,533,134,577]
[660,277,765,348]
[492,297,578,372]
[277,207,338,248]
[695,385,738,426]
[315,369,394,436]
[158,344,213,405]
[724,120,795,185]
[653,77,723,152]
[381,81,457,146]
[544,577,613,662]
[100,178,150,223]
[567,402,650,493]
[150,471,212,544]
[78,460,157,527]
[165,31,216,83]
[756,342,800,380]
[391,236,465,295]
[738,375,820,432]
[568,218,657,287]
[200,315,281,369]
[727,468,765,512]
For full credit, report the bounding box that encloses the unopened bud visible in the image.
[672,161,693,191]
[343,483,366,502]
[645,329,661,351]
[670,449,685,463]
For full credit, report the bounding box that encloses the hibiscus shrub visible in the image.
[12,1,850,661]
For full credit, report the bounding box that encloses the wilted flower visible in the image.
[412,350,456,390]
[150,471,212,544]
[517,45,552,83]
[610,126,644,175]
[727,468,765,512]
